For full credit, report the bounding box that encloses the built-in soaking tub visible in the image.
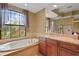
[0,39,39,52]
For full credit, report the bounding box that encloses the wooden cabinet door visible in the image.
[47,44,57,56]
[58,47,79,56]
[47,39,57,56]
[39,41,47,55]
[39,45,47,55]
[58,41,79,53]
[39,37,47,55]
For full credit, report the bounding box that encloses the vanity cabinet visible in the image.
[39,37,58,56]
[39,37,47,55]
[58,47,79,56]
[47,39,57,56]
[39,37,79,56]
[58,41,79,56]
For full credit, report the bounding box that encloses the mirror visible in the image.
[46,17,79,35]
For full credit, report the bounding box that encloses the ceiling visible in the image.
[10,3,79,19]
[11,3,79,13]
[10,3,50,13]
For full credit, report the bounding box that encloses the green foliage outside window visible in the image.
[1,10,26,39]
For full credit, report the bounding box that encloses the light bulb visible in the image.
[24,4,27,6]
[53,5,57,8]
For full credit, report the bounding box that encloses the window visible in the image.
[2,25,10,39]
[10,11,20,25]
[1,9,27,39]
[10,26,20,38]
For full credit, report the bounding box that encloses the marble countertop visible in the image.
[39,33,79,45]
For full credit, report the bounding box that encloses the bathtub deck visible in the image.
[0,43,39,56]
[0,48,25,56]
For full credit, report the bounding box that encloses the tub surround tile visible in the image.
[0,41,38,56]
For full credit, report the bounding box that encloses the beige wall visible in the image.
[26,9,46,38]
[28,9,46,33]
[28,12,36,33]
[35,9,46,33]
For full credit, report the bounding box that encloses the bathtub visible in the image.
[0,39,39,51]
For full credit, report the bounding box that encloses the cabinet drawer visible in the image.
[47,39,57,45]
[58,41,79,53]
[58,47,79,56]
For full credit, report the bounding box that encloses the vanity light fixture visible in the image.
[53,5,57,8]
[24,3,28,6]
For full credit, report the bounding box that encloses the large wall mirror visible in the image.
[45,17,79,35]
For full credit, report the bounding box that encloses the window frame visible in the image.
[1,9,28,39]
